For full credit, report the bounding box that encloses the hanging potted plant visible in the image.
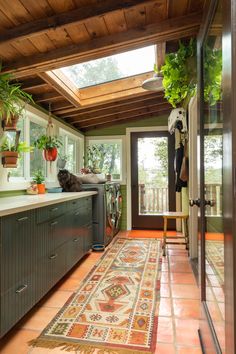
[161,39,222,108]
[32,169,45,194]
[57,153,68,169]
[0,63,34,131]
[34,135,62,161]
[0,134,33,167]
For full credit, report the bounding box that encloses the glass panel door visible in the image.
[131,131,175,229]
[199,0,224,351]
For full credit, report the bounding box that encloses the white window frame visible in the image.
[0,104,84,191]
[85,135,126,184]
[59,128,80,174]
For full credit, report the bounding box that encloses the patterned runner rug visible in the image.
[30,238,162,353]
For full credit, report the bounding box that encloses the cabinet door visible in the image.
[1,211,35,294]
[65,235,84,270]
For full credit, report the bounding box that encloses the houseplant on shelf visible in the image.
[34,135,62,161]
[32,169,45,194]
[0,135,33,167]
[0,63,34,131]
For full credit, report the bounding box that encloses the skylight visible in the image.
[61,45,155,88]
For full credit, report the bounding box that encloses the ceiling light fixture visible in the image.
[141,72,163,91]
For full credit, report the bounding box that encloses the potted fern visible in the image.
[34,135,62,161]
[0,64,34,131]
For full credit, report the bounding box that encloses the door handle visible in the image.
[189,199,201,207]
[204,199,215,207]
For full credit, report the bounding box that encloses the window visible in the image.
[59,129,78,173]
[8,118,25,178]
[30,121,46,177]
[87,138,124,181]
[61,45,155,88]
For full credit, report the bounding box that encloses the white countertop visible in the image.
[0,191,97,217]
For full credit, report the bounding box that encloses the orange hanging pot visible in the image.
[43,147,58,161]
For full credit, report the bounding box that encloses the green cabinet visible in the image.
[0,196,93,338]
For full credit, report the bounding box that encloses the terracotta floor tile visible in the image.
[170,272,196,285]
[56,277,81,292]
[161,272,169,284]
[207,301,224,322]
[0,329,39,354]
[169,255,189,262]
[160,283,171,297]
[157,317,174,343]
[19,307,59,331]
[173,299,200,319]
[175,319,200,346]
[159,298,172,316]
[170,262,192,273]
[171,284,199,299]
[177,347,202,354]
[40,290,73,308]
[155,343,176,353]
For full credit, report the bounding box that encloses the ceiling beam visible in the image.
[39,69,81,107]
[68,97,167,123]
[0,0,155,45]
[76,102,170,128]
[80,109,170,131]
[56,92,162,116]
[34,91,62,103]
[5,12,202,79]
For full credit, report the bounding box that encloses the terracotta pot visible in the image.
[1,151,18,166]
[2,114,19,131]
[43,148,58,161]
[37,184,45,194]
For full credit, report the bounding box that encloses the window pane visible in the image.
[8,118,24,178]
[88,142,121,179]
[61,46,155,88]
[30,121,46,177]
[67,138,76,173]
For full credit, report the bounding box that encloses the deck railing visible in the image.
[139,184,168,214]
[138,183,222,216]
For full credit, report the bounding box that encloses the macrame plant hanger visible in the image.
[46,102,54,172]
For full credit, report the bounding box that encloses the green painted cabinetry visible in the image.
[0,196,93,338]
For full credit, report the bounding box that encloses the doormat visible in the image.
[30,238,162,353]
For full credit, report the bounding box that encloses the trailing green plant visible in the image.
[0,63,34,122]
[0,136,33,156]
[32,169,45,184]
[34,135,62,150]
[161,39,197,108]
[161,39,222,108]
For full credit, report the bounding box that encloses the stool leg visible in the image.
[163,217,167,256]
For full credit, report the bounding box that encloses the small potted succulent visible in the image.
[34,135,62,162]
[0,134,33,167]
[32,169,45,194]
[0,64,34,131]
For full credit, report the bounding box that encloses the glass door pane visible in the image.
[138,137,169,215]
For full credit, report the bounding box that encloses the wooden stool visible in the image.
[162,212,189,256]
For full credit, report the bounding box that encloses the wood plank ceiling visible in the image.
[0,0,207,132]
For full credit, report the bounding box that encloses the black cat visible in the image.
[57,169,82,192]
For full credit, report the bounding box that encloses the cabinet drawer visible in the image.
[65,235,84,270]
[1,275,35,337]
[1,211,35,293]
[83,224,93,253]
[36,202,67,224]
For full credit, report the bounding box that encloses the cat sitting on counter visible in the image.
[57,169,82,192]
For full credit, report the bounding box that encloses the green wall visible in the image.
[85,114,169,230]
[85,114,168,136]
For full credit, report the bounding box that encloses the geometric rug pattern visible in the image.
[206,240,224,285]
[30,238,162,353]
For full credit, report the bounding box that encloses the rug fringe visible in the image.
[29,338,153,354]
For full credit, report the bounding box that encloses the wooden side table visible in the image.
[162,212,189,256]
